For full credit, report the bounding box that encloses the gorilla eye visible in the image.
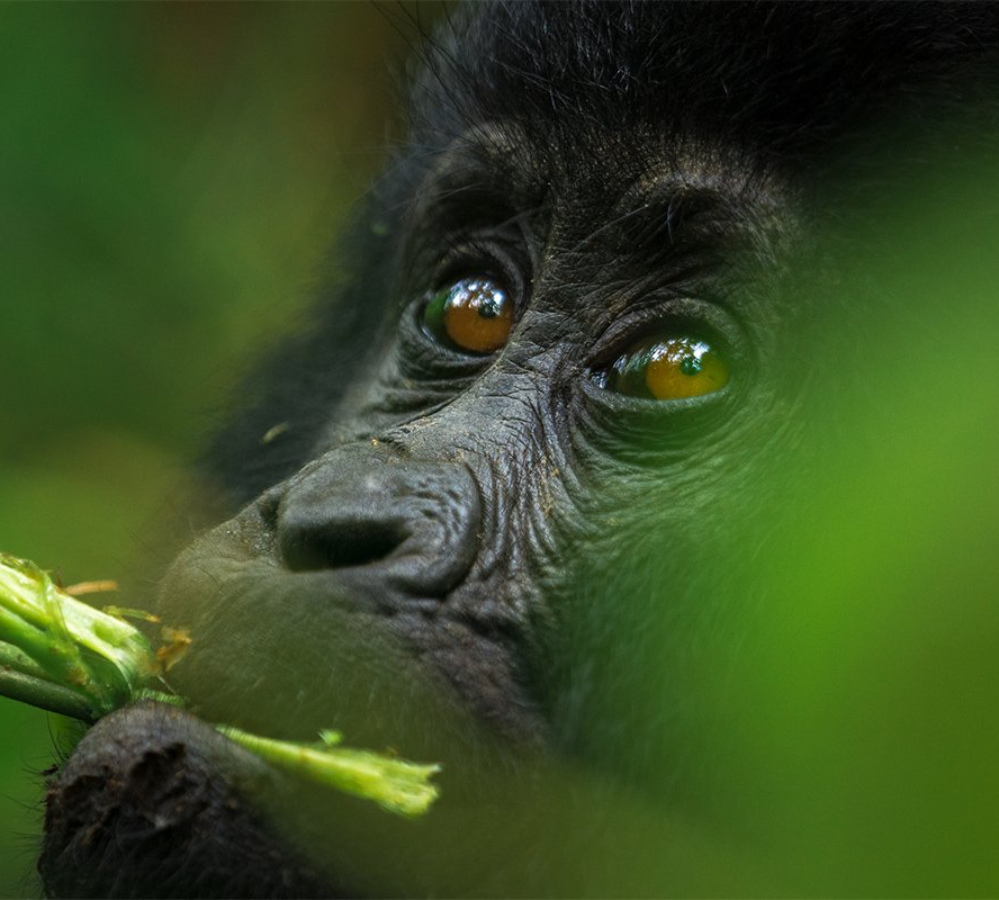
[603,334,730,400]
[422,277,513,355]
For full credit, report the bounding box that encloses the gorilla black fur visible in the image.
[205,2,999,505]
[39,3,999,897]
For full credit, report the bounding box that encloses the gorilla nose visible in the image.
[268,446,482,602]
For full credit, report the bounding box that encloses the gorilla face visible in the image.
[39,3,999,897]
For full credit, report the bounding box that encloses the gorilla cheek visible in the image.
[154,444,546,758]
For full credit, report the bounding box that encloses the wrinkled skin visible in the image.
[40,3,999,897]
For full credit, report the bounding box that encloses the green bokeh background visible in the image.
[1,5,997,896]
[0,5,423,894]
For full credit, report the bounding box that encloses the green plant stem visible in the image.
[0,553,153,714]
[0,665,97,722]
[0,640,49,680]
[1,552,441,817]
[220,726,441,818]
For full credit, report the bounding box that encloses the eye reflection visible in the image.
[602,334,729,400]
[423,277,513,354]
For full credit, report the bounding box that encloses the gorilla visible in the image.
[37,2,999,897]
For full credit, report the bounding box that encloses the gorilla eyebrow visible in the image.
[603,166,790,266]
[615,187,732,250]
[412,123,545,224]
[563,186,750,279]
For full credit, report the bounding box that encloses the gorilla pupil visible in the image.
[680,356,702,376]
[477,297,500,319]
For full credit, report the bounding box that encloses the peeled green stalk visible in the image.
[0,552,148,718]
[0,552,440,817]
[220,728,441,818]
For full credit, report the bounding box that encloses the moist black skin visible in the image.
[40,3,999,897]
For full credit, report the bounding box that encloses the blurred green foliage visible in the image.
[1,4,997,897]
[683,156,999,894]
[0,4,425,895]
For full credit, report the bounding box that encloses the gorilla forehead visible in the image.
[409,1,999,160]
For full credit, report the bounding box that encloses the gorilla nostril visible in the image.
[280,519,404,573]
[270,449,482,600]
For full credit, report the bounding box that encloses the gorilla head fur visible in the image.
[40,3,999,897]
